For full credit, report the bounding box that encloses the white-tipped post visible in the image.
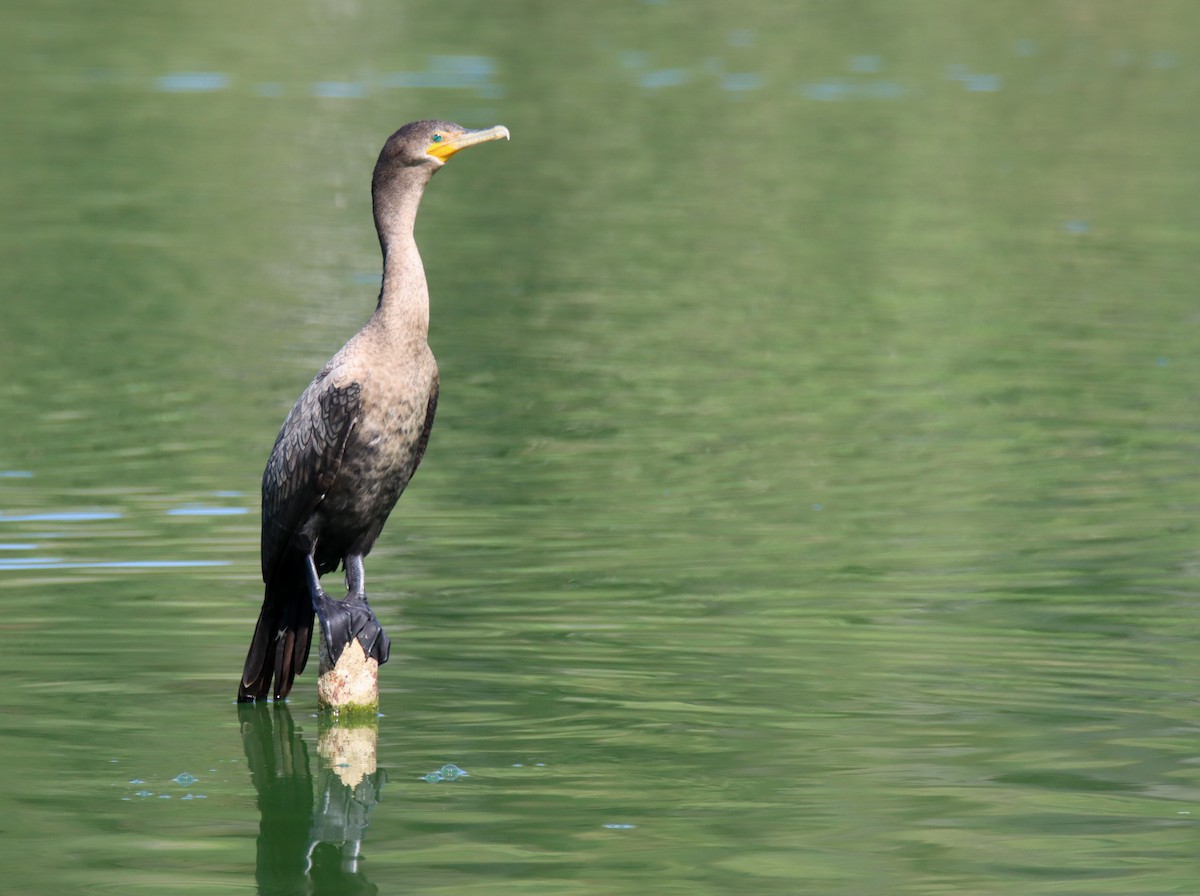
[317,634,379,715]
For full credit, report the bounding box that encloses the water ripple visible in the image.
[165,505,248,517]
[155,72,230,93]
[0,511,121,523]
[0,558,229,571]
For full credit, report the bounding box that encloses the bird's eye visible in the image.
[431,134,443,143]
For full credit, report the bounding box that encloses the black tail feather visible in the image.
[238,569,315,703]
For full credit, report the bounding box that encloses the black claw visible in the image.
[360,621,391,665]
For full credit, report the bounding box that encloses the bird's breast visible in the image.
[322,361,436,521]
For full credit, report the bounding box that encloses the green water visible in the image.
[2,2,1198,893]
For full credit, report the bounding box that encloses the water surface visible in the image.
[1,2,1197,893]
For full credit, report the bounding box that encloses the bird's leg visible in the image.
[305,552,346,663]
[342,552,389,663]
[304,551,327,601]
[344,554,367,604]
[302,550,390,667]
[307,551,390,667]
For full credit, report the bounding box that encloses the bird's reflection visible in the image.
[238,702,386,895]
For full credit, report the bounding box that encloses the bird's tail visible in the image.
[238,569,314,702]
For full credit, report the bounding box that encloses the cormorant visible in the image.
[238,120,510,702]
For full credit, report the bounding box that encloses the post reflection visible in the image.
[238,703,386,895]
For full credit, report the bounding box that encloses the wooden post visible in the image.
[317,633,380,715]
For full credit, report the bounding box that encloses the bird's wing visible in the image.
[410,375,439,476]
[260,373,362,580]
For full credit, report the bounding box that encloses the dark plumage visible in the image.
[238,120,509,702]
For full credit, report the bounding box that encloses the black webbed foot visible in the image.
[312,590,391,668]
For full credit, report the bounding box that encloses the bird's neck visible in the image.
[372,169,432,340]
[376,231,430,339]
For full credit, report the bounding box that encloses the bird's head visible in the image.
[377,120,511,173]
